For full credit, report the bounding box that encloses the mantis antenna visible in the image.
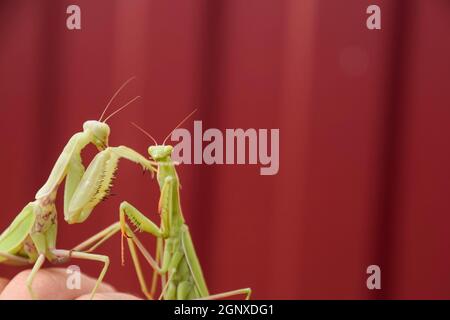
[130,108,197,146]
[131,122,158,145]
[99,76,137,121]
[103,96,141,123]
[162,109,197,145]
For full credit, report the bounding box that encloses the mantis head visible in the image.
[83,120,110,151]
[132,108,197,161]
[148,145,173,161]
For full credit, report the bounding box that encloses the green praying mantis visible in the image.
[1,80,252,299]
[0,78,156,299]
[116,113,252,300]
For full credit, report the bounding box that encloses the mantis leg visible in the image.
[125,225,175,299]
[126,236,153,299]
[70,222,153,299]
[122,227,162,273]
[0,251,30,266]
[119,201,165,273]
[26,253,46,299]
[121,224,182,299]
[150,237,163,298]
[71,222,122,253]
[198,288,252,300]
[51,249,109,300]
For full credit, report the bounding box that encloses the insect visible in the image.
[0,78,155,299]
[119,111,252,300]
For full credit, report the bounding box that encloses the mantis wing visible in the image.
[35,132,88,199]
[0,203,36,262]
[181,225,209,297]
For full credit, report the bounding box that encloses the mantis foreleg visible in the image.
[36,131,91,200]
[119,201,165,271]
[64,152,86,216]
[66,147,156,224]
[120,202,163,239]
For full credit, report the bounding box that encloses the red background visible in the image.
[0,0,449,299]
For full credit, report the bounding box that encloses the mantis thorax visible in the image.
[156,156,177,189]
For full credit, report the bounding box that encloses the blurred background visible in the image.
[0,0,449,299]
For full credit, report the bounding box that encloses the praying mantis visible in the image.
[0,78,155,299]
[118,112,252,300]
